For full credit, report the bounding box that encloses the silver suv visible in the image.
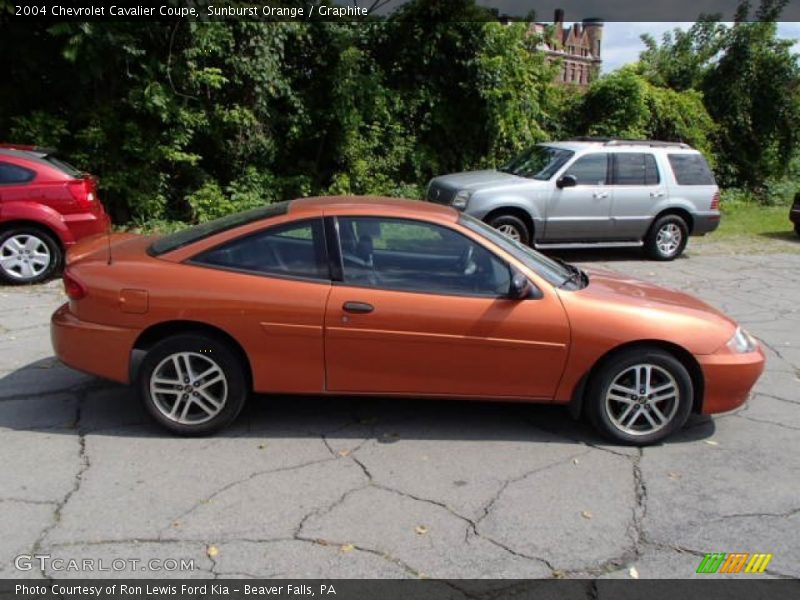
[426,139,720,260]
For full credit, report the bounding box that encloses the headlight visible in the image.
[452,190,472,209]
[727,326,758,353]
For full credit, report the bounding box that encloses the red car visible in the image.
[0,145,110,284]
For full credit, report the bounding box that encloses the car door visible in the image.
[323,216,570,398]
[608,152,663,240]
[544,152,614,241]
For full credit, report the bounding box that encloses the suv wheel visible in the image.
[138,334,248,435]
[0,227,62,284]
[645,215,688,261]
[586,348,693,445]
[488,214,531,246]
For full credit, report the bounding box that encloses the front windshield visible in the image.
[460,214,571,286]
[500,145,574,180]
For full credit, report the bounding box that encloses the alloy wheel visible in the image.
[655,223,682,257]
[496,223,522,241]
[604,363,680,436]
[149,352,228,425]
[0,234,51,281]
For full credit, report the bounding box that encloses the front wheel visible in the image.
[586,348,694,445]
[138,334,248,435]
[487,214,531,246]
[645,215,688,261]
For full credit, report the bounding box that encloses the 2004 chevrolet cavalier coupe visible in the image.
[51,197,764,444]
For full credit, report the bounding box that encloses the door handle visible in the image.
[650,190,666,198]
[342,301,374,314]
[593,191,609,199]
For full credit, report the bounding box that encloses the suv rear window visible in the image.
[668,154,716,185]
[149,201,291,256]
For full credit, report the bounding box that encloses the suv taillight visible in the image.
[710,191,720,210]
[67,179,95,208]
[63,272,87,300]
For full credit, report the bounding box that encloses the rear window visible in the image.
[668,154,716,185]
[45,156,83,178]
[0,162,35,184]
[149,201,291,256]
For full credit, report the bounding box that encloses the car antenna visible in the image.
[106,221,113,265]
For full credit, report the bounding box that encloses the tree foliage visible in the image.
[0,0,798,223]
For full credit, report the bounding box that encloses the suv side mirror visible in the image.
[557,174,577,189]
[508,271,532,300]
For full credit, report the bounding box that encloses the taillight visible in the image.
[63,272,87,300]
[710,191,720,210]
[67,179,95,208]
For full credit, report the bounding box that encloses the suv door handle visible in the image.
[342,301,374,314]
[650,190,666,198]
[593,191,609,199]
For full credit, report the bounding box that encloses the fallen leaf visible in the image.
[414,525,429,535]
[572,458,580,465]
[581,511,593,519]
[668,472,682,480]
[206,545,219,558]
[257,443,268,450]
[172,522,180,528]
[629,566,640,579]
[315,538,330,546]
[704,440,719,446]
[340,543,355,553]
[337,449,351,457]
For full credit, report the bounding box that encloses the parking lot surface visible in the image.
[1,249,798,581]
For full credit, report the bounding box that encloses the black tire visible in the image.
[644,215,689,261]
[487,214,531,246]
[794,222,800,238]
[0,226,62,284]
[586,348,694,445]
[138,334,248,436]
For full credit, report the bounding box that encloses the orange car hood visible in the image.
[556,267,737,355]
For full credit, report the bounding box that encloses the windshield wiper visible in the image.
[553,257,588,289]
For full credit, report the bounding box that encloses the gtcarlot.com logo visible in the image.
[15,554,195,573]
[696,552,773,574]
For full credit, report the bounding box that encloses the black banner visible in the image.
[3,580,800,600]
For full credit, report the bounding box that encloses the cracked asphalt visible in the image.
[1,247,798,581]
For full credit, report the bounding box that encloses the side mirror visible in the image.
[508,271,532,300]
[557,174,577,189]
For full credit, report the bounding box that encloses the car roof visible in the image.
[289,195,458,222]
[542,139,698,153]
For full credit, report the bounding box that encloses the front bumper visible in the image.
[697,346,765,414]
[692,211,721,236]
[51,303,137,384]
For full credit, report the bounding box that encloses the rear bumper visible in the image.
[50,303,136,384]
[62,211,110,246]
[691,211,721,236]
[697,346,765,414]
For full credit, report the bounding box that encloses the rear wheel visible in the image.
[487,214,531,246]
[0,227,61,284]
[138,334,248,435]
[586,348,693,445]
[645,215,688,261]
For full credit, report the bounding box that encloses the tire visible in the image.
[586,348,693,445]
[644,215,689,261]
[795,223,800,238]
[0,226,62,284]
[487,214,531,246]
[138,334,248,436]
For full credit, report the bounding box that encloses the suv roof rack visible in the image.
[568,137,691,149]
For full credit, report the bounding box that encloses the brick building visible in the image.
[529,9,603,86]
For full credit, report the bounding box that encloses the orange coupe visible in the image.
[51,197,764,444]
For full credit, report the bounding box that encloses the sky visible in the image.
[601,21,800,72]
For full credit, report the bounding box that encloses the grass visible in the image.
[716,202,796,239]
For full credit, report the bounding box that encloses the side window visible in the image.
[563,153,608,185]
[0,162,35,184]
[338,217,511,297]
[192,218,328,280]
[612,153,660,186]
[668,154,716,185]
